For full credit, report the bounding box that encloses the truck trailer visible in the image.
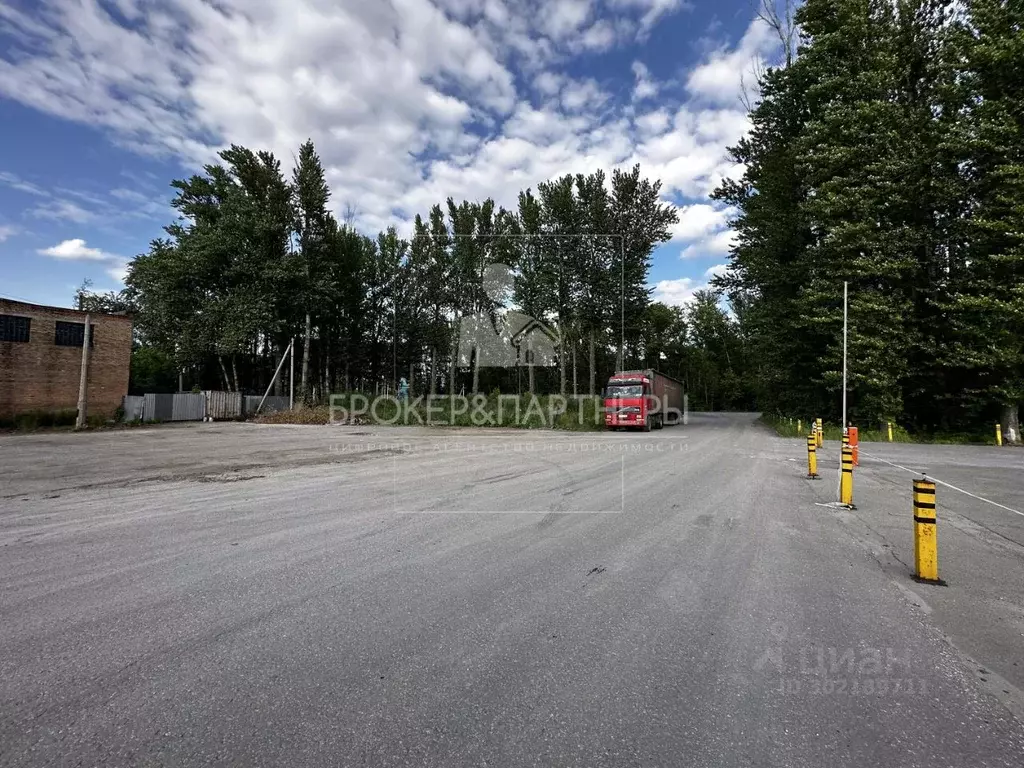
[603,369,685,431]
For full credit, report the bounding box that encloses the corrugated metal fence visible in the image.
[139,393,207,422]
[205,391,242,420]
[124,392,290,422]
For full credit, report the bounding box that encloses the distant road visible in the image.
[1,414,1023,766]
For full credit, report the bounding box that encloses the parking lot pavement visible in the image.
[805,439,1024,715]
[1,416,1024,767]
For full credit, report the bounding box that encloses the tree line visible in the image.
[77,141,752,409]
[715,0,1023,438]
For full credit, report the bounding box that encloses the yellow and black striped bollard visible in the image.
[806,434,819,479]
[913,478,944,585]
[840,444,854,507]
[816,418,823,448]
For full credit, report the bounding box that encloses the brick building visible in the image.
[0,299,133,421]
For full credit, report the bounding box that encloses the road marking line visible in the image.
[859,450,1024,518]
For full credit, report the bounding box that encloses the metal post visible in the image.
[256,339,293,415]
[840,444,854,507]
[842,281,848,436]
[806,433,819,479]
[289,336,295,411]
[75,315,92,430]
[620,238,625,369]
[913,478,942,584]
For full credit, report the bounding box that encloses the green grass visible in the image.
[761,414,1001,445]
[255,393,606,431]
[0,409,109,432]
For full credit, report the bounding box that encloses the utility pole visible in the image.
[619,237,625,370]
[289,336,295,411]
[838,281,849,501]
[75,315,92,430]
[842,281,848,429]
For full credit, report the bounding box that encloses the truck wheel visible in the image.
[643,417,652,432]
[655,416,664,430]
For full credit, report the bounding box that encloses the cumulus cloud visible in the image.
[704,263,728,279]
[577,19,618,52]
[671,204,730,241]
[686,18,780,105]
[652,276,704,307]
[37,238,130,285]
[0,0,767,241]
[540,0,593,39]
[631,61,659,102]
[681,229,737,259]
[106,261,130,284]
[38,239,116,261]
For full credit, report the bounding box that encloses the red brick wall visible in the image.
[0,299,133,420]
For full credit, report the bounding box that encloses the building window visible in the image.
[0,314,31,343]
[54,320,95,347]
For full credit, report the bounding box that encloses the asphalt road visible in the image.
[1,413,1023,767]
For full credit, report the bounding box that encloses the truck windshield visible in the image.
[606,384,643,398]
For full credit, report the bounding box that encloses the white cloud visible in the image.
[0,170,48,197]
[609,0,691,37]
[704,263,728,279]
[631,61,659,102]
[0,0,760,245]
[0,225,18,242]
[533,71,564,96]
[634,109,670,136]
[30,199,98,224]
[38,239,117,261]
[652,276,704,307]
[681,228,737,259]
[561,78,610,113]
[686,18,780,105]
[540,0,593,39]
[106,261,130,284]
[670,203,730,241]
[577,20,617,52]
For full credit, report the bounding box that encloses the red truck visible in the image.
[603,369,685,431]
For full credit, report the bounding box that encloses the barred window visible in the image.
[54,320,95,347]
[0,314,31,343]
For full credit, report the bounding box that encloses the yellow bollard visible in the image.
[913,478,943,584]
[996,423,1003,446]
[816,418,824,447]
[806,434,819,479]
[797,419,802,435]
[840,444,854,507]
[887,422,893,442]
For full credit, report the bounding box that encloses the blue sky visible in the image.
[0,0,780,309]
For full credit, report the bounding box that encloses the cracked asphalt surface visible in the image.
[1,413,1023,766]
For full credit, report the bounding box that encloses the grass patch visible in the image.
[254,393,606,431]
[760,414,999,445]
[0,409,111,433]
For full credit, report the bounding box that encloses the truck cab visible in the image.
[604,373,656,431]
